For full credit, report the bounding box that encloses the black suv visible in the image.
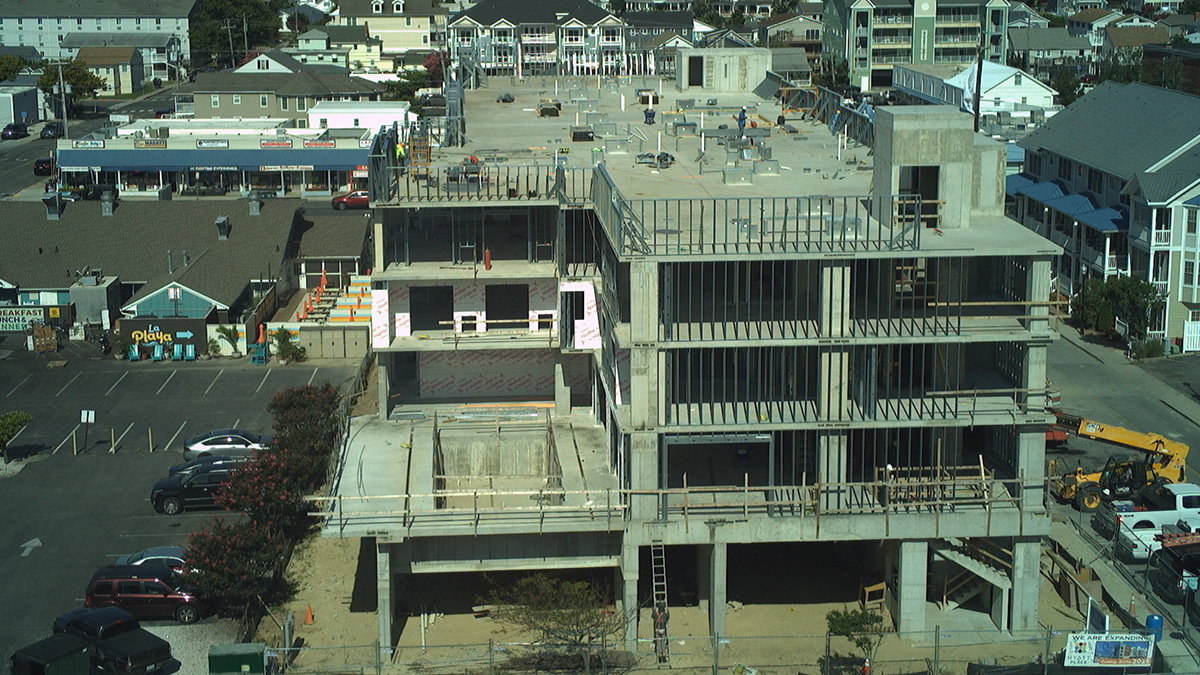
[33,156,55,176]
[40,121,64,139]
[2,123,29,139]
[151,465,234,515]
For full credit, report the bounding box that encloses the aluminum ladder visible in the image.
[651,541,671,667]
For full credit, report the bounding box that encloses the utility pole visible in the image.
[222,21,237,67]
[53,61,71,141]
[243,15,249,54]
[972,46,985,133]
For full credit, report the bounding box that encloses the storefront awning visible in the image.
[57,147,371,172]
[1043,192,1099,217]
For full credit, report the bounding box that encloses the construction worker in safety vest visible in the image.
[395,140,407,175]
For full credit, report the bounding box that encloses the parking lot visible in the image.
[0,350,357,664]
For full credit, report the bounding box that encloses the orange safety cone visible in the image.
[305,605,314,625]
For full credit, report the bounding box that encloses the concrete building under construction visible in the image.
[337,63,1060,654]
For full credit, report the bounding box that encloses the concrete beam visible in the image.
[630,432,660,521]
[896,540,927,633]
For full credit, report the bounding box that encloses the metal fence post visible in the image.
[823,631,831,675]
[1044,628,1051,675]
[933,625,940,675]
[489,638,496,675]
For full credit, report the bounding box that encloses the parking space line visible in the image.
[255,370,272,393]
[53,424,80,454]
[7,423,28,445]
[54,373,82,397]
[156,370,177,395]
[105,372,128,396]
[5,374,32,397]
[113,422,135,452]
[165,421,187,451]
[119,533,198,537]
[129,513,216,520]
[233,418,241,429]
[204,369,224,395]
[308,367,319,385]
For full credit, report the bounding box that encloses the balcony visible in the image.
[1153,229,1171,246]
[936,13,979,24]
[1154,280,1169,296]
[872,34,913,45]
[874,14,912,25]
[523,52,557,62]
[934,33,980,44]
[1048,229,1071,247]
[521,33,555,44]
[561,36,585,45]
[492,35,514,44]
[1106,254,1127,272]
[599,36,622,45]
[1080,242,1102,269]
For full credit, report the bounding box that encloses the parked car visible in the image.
[153,110,174,119]
[181,428,272,460]
[3,123,29,139]
[33,155,55,176]
[115,545,187,571]
[9,632,92,675]
[40,121,64,139]
[84,566,206,623]
[151,465,235,514]
[168,454,250,476]
[53,606,172,674]
[331,190,369,210]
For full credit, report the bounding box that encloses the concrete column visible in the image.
[1009,537,1041,632]
[1025,256,1052,334]
[554,356,570,416]
[620,543,640,650]
[817,431,848,510]
[376,353,390,422]
[708,542,728,638]
[374,219,385,270]
[818,261,851,420]
[629,261,660,430]
[377,541,393,649]
[697,545,712,615]
[896,540,927,634]
[629,432,659,521]
[990,585,1010,632]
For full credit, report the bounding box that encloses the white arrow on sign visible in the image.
[19,538,41,557]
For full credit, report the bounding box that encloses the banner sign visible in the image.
[1064,633,1154,668]
[303,140,336,148]
[134,139,168,149]
[197,139,229,148]
[72,140,105,149]
[0,307,44,331]
[260,139,293,148]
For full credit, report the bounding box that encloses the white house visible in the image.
[893,61,1058,115]
[308,100,416,130]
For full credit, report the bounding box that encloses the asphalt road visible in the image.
[0,348,356,662]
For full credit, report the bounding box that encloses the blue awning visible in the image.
[1017,180,1066,203]
[1043,192,1099,216]
[57,147,371,172]
[1076,206,1129,233]
[1005,173,1034,197]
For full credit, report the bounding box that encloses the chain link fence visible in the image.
[263,629,1083,675]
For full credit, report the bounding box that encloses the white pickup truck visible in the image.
[1094,482,1200,538]
[1117,518,1200,562]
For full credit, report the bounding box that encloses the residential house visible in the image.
[824,0,1011,90]
[1007,26,1092,80]
[624,13,694,75]
[279,0,336,28]
[698,25,758,48]
[0,45,40,61]
[0,0,195,62]
[287,25,386,72]
[61,33,183,84]
[1158,12,1200,37]
[757,12,824,60]
[1128,0,1183,16]
[599,0,689,10]
[449,0,627,78]
[330,0,448,67]
[1008,2,1050,28]
[1066,8,1124,54]
[711,0,773,18]
[894,60,1057,113]
[770,46,813,84]
[179,53,384,122]
[76,46,143,96]
[622,11,693,42]
[1102,25,1170,56]
[1013,81,1200,349]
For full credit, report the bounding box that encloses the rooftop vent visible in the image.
[216,216,231,240]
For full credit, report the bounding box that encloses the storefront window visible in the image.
[304,170,331,193]
[246,170,283,193]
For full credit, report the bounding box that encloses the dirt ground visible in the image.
[267,536,1083,675]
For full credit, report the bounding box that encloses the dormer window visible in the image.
[393,0,404,12]
[372,1,382,12]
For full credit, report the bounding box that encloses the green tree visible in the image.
[272,326,306,363]
[1096,47,1142,84]
[1070,275,1164,342]
[826,608,887,667]
[771,0,798,14]
[215,324,241,355]
[267,383,342,457]
[692,0,723,28]
[0,410,33,464]
[216,446,313,535]
[184,518,284,617]
[37,61,106,104]
[1050,70,1081,104]
[382,68,431,105]
[190,0,282,66]
[0,54,27,82]
[1142,55,1183,91]
[1183,0,1200,13]
[610,0,627,15]
[484,574,628,674]
[1038,11,1066,27]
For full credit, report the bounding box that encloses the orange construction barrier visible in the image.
[305,605,314,625]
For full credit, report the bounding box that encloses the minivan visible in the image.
[85,565,206,623]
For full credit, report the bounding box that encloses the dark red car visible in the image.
[331,190,369,210]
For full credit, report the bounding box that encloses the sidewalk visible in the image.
[1055,319,1200,431]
